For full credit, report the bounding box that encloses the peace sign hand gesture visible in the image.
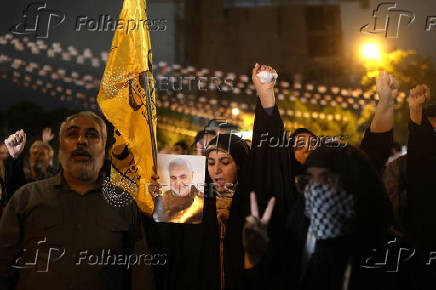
[242,192,275,268]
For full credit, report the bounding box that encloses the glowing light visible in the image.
[240,131,253,140]
[362,43,381,60]
[232,107,240,116]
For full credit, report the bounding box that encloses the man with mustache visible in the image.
[0,111,154,290]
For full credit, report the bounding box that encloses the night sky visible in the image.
[1,0,435,111]
[1,0,174,110]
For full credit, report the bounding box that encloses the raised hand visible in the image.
[376,71,398,104]
[408,84,430,125]
[4,129,27,159]
[252,63,278,108]
[42,127,54,144]
[242,191,275,268]
[148,173,161,197]
[370,72,398,133]
[408,84,430,108]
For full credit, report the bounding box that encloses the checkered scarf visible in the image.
[304,183,355,240]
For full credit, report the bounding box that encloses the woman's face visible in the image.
[207,150,238,193]
[305,167,341,190]
[294,133,316,164]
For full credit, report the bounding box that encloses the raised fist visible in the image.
[252,63,277,108]
[376,72,398,103]
[4,129,27,159]
[408,84,430,108]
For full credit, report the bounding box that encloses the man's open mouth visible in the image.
[71,150,92,161]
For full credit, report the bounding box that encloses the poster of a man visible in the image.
[168,158,196,197]
[153,154,205,224]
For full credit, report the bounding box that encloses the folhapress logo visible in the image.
[10,2,65,38]
[360,2,415,38]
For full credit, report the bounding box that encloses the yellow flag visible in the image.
[97,0,157,215]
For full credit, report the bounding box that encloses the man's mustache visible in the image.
[71,148,92,159]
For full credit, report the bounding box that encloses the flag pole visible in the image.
[140,71,158,172]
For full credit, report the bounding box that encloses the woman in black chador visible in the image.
[243,64,397,290]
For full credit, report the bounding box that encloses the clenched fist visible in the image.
[408,84,430,125]
[4,129,27,159]
[376,72,398,104]
[408,84,430,108]
[252,63,277,108]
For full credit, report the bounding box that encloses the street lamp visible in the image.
[360,42,384,78]
[361,43,381,61]
[232,108,240,116]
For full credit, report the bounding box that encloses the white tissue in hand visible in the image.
[256,70,278,83]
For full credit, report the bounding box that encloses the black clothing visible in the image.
[147,134,250,290]
[3,156,26,203]
[146,188,249,290]
[0,173,154,290]
[3,155,57,203]
[249,99,393,290]
[145,219,201,290]
[206,133,250,171]
[384,154,408,233]
[407,118,436,264]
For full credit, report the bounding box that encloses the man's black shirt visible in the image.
[0,173,152,290]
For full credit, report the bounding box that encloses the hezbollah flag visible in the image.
[97,0,157,215]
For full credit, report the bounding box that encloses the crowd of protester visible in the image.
[0,64,435,290]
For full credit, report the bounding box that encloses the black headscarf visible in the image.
[289,128,317,176]
[200,133,250,290]
[305,145,393,253]
[205,133,250,172]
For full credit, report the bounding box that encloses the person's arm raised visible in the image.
[243,192,275,269]
[42,127,54,144]
[4,130,26,159]
[408,84,430,126]
[370,72,398,133]
[250,63,292,224]
[251,63,277,109]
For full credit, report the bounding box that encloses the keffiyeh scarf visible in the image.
[304,183,355,240]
